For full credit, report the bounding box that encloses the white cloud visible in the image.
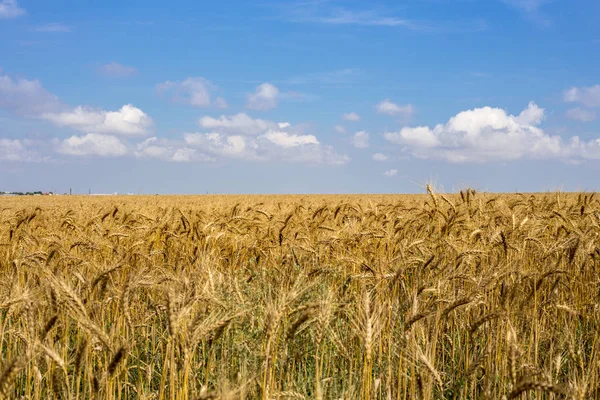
[264,131,319,148]
[185,119,348,165]
[0,73,154,138]
[383,169,398,177]
[391,126,440,149]
[134,137,208,162]
[135,140,170,159]
[99,62,137,77]
[172,147,199,162]
[376,99,415,117]
[0,74,61,115]
[502,0,552,26]
[0,139,38,162]
[502,0,550,12]
[0,72,153,137]
[246,83,279,110]
[516,101,545,124]
[343,112,360,121]
[384,101,600,163]
[58,134,128,157]
[285,4,421,29]
[564,85,600,108]
[335,125,346,134]
[282,3,487,33]
[157,77,225,108]
[214,97,228,109]
[0,0,25,19]
[372,152,388,161]
[184,133,249,158]
[278,143,349,165]
[43,104,153,136]
[33,23,71,33]
[567,108,596,122]
[352,131,369,148]
[198,113,278,135]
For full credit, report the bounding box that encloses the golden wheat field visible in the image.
[1,190,599,399]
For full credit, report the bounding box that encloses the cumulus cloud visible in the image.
[43,104,153,136]
[57,134,128,157]
[185,117,348,165]
[564,85,600,108]
[184,130,342,163]
[0,0,25,19]
[134,137,210,162]
[99,62,137,77]
[383,169,398,177]
[1,72,154,138]
[171,148,199,162]
[567,108,596,122]
[198,113,279,135]
[0,139,38,162]
[264,131,319,148]
[516,101,545,124]
[376,99,414,117]
[246,83,279,110]
[157,77,225,108]
[343,112,360,121]
[384,101,600,163]
[0,74,61,115]
[372,152,388,161]
[352,131,369,148]
[184,133,249,159]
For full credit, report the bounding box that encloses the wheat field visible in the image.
[0,189,599,399]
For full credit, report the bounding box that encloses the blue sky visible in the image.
[1,0,600,194]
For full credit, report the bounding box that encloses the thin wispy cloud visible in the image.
[502,0,553,26]
[0,0,25,19]
[566,108,596,122]
[0,73,61,115]
[99,62,138,78]
[298,9,417,28]
[276,1,486,33]
[279,1,423,29]
[502,0,551,13]
[33,23,71,33]
[280,91,314,102]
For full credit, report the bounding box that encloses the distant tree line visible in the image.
[0,191,53,196]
